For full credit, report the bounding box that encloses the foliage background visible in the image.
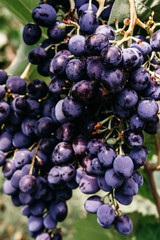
[0,0,160,239]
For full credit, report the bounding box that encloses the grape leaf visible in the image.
[138,169,154,202]
[144,132,160,160]
[6,39,50,82]
[0,0,39,25]
[70,212,160,240]
[108,0,160,27]
[1,0,50,81]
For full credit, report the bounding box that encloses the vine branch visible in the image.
[144,161,160,218]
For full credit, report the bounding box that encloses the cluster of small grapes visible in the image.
[0,0,160,239]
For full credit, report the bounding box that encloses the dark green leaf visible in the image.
[70,212,160,240]
[1,0,39,24]
[6,40,50,82]
[144,131,160,160]
[138,168,154,202]
[108,0,160,28]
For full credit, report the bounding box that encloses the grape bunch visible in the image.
[0,0,160,239]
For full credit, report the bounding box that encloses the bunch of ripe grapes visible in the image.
[0,0,160,239]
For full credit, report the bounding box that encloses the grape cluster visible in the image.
[0,0,160,239]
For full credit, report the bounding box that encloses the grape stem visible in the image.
[145,134,160,171]
[29,143,39,175]
[69,0,78,19]
[88,0,93,11]
[20,62,32,80]
[116,0,156,46]
[96,0,106,17]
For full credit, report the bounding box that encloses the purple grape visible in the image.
[79,10,98,35]
[84,195,103,214]
[98,146,116,167]
[28,215,43,232]
[115,190,133,205]
[114,214,133,235]
[101,68,126,93]
[19,175,37,194]
[97,204,115,228]
[23,23,42,45]
[32,4,57,27]
[129,147,147,169]
[137,98,159,121]
[79,174,100,194]
[105,168,124,189]
[113,155,134,178]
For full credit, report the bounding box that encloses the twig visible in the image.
[144,161,160,218]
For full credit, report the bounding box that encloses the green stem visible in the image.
[96,0,106,17]
[88,0,92,11]
[20,63,32,80]
[29,143,39,175]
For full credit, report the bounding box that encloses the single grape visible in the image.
[0,69,8,84]
[132,170,143,188]
[94,24,115,40]
[113,155,134,178]
[52,142,73,165]
[62,96,84,119]
[150,29,160,51]
[128,67,150,91]
[101,68,126,93]
[118,177,138,196]
[129,147,147,169]
[72,134,87,155]
[79,10,98,34]
[66,59,86,82]
[28,215,43,233]
[85,33,109,55]
[43,214,57,229]
[129,113,144,132]
[105,168,124,189]
[19,175,37,194]
[27,79,48,100]
[79,174,100,194]
[123,128,144,147]
[68,35,86,57]
[115,190,133,205]
[32,4,57,27]
[144,116,160,134]
[50,200,68,222]
[71,80,94,102]
[117,88,138,109]
[97,204,115,228]
[23,23,42,45]
[101,45,122,67]
[98,145,117,167]
[114,214,133,235]
[137,97,159,120]
[84,195,103,214]
[6,76,26,94]
[47,20,67,43]
[28,47,47,65]
[30,200,46,216]
[91,158,106,175]
[0,101,10,122]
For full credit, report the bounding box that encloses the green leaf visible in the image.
[143,132,160,160]
[138,169,154,202]
[1,0,39,24]
[70,212,160,240]
[6,40,50,82]
[0,0,50,81]
[108,0,160,28]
